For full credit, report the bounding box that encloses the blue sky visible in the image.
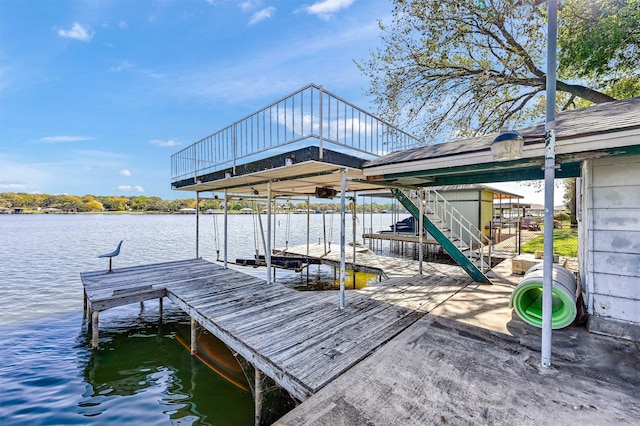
[1,0,395,200]
[0,0,558,204]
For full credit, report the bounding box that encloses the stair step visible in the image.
[460,250,479,258]
[394,187,493,284]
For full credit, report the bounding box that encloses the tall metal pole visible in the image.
[418,189,424,275]
[306,196,310,256]
[266,182,272,285]
[339,170,347,309]
[223,188,228,269]
[541,0,558,368]
[196,191,200,258]
[352,192,357,289]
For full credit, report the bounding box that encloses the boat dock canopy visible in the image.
[170,83,423,195]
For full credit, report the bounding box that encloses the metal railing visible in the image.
[403,188,493,272]
[171,84,423,182]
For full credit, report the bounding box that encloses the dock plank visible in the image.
[81,257,471,401]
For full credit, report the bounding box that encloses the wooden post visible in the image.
[190,317,197,355]
[158,297,163,321]
[91,311,99,349]
[254,367,263,426]
[83,290,87,318]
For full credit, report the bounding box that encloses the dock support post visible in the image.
[266,182,272,285]
[91,311,99,349]
[352,192,357,289]
[196,191,200,258]
[224,188,228,269]
[254,367,263,426]
[158,297,163,321]
[190,317,197,355]
[83,290,88,318]
[306,196,310,256]
[339,169,347,309]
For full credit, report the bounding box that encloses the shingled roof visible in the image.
[365,96,640,169]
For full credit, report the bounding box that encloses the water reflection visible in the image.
[260,263,380,291]
[79,306,254,425]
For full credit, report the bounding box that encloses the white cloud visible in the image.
[166,19,380,104]
[120,169,132,177]
[151,139,182,147]
[249,7,276,25]
[109,61,162,79]
[110,61,134,72]
[0,181,28,191]
[57,22,94,42]
[0,155,54,193]
[118,185,145,193]
[39,136,92,143]
[240,1,262,12]
[300,0,355,20]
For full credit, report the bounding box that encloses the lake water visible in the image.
[0,213,397,425]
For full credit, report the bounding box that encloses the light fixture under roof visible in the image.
[491,129,524,161]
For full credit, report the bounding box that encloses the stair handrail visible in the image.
[402,188,492,273]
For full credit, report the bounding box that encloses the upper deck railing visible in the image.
[171,84,423,183]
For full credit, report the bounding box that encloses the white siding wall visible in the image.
[581,154,640,340]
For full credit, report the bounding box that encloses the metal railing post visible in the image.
[319,85,324,159]
[233,123,237,176]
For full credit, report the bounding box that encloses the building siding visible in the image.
[582,154,640,340]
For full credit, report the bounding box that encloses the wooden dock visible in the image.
[279,242,465,278]
[81,258,471,402]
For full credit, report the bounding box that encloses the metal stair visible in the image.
[392,188,493,284]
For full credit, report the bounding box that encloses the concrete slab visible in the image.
[276,259,640,425]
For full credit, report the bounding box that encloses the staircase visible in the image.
[392,188,493,284]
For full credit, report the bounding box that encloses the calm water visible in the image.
[0,213,396,425]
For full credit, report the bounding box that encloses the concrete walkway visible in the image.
[276,259,640,425]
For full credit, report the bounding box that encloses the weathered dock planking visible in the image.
[81,258,471,402]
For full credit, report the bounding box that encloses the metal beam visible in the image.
[339,170,347,309]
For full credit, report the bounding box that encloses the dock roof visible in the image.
[363,97,640,187]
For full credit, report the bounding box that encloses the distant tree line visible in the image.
[0,193,396,214]
[0,193,197,213]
